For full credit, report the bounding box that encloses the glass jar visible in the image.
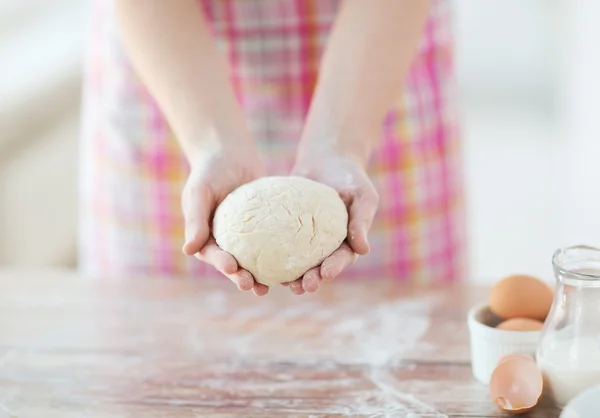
[537,245,600,408]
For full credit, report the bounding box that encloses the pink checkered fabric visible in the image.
[79,0,467,284]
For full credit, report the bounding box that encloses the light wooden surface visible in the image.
[0,269,560,417]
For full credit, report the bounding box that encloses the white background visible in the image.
[455,0,600,283]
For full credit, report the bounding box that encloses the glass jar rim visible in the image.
[552,244,600,280]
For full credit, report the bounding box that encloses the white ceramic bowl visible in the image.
[467,303,541,384]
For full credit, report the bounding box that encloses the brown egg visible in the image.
[496,318,544,331]
[489,274,554,321]
[489,355,543,414]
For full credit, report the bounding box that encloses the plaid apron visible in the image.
[79,0,467,284]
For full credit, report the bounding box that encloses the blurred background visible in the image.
[1,0,598,283]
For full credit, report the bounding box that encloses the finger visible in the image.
[320,242,358,282]
[252,283,269,296]
[182,184,213,255]
[347,187,379,255]
[289,279,305,295]
[224,269,255,292]
[281,282,290,286]
[196,237,238,275]
[302,267,321,293]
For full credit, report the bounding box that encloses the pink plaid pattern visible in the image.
[79,0,466,284]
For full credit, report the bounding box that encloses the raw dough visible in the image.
[212,176,348,286]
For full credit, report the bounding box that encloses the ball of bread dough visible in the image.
[212,176,348,286]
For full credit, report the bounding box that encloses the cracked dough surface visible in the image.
[212,176,348,286]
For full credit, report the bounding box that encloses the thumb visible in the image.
[347,188,379,255]
[181,184,213,256]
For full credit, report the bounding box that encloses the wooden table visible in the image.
[0,269,561,417]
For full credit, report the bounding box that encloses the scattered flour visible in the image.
[1,285,448,416]
[182,292,447,416]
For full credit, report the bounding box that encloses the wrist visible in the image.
[184,126,255,169]
[298,100,379,167]
[295,142,370,172]
[297,128,374,169]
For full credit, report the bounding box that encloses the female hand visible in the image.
[287,153,379,295]
[181,146,269,296]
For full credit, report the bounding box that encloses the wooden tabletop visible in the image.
[0,269,560,418]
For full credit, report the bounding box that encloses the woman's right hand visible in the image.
[181,145,268,296]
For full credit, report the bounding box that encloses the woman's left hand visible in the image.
[286,153,379,295]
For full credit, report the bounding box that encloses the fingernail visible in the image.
[183,240,198,256]
[362,228,371,253]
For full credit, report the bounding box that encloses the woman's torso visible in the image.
[78,0,466,284]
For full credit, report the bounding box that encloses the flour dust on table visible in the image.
[187,290,438,363]
[181,290,447,416]
[0,272,562,416]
